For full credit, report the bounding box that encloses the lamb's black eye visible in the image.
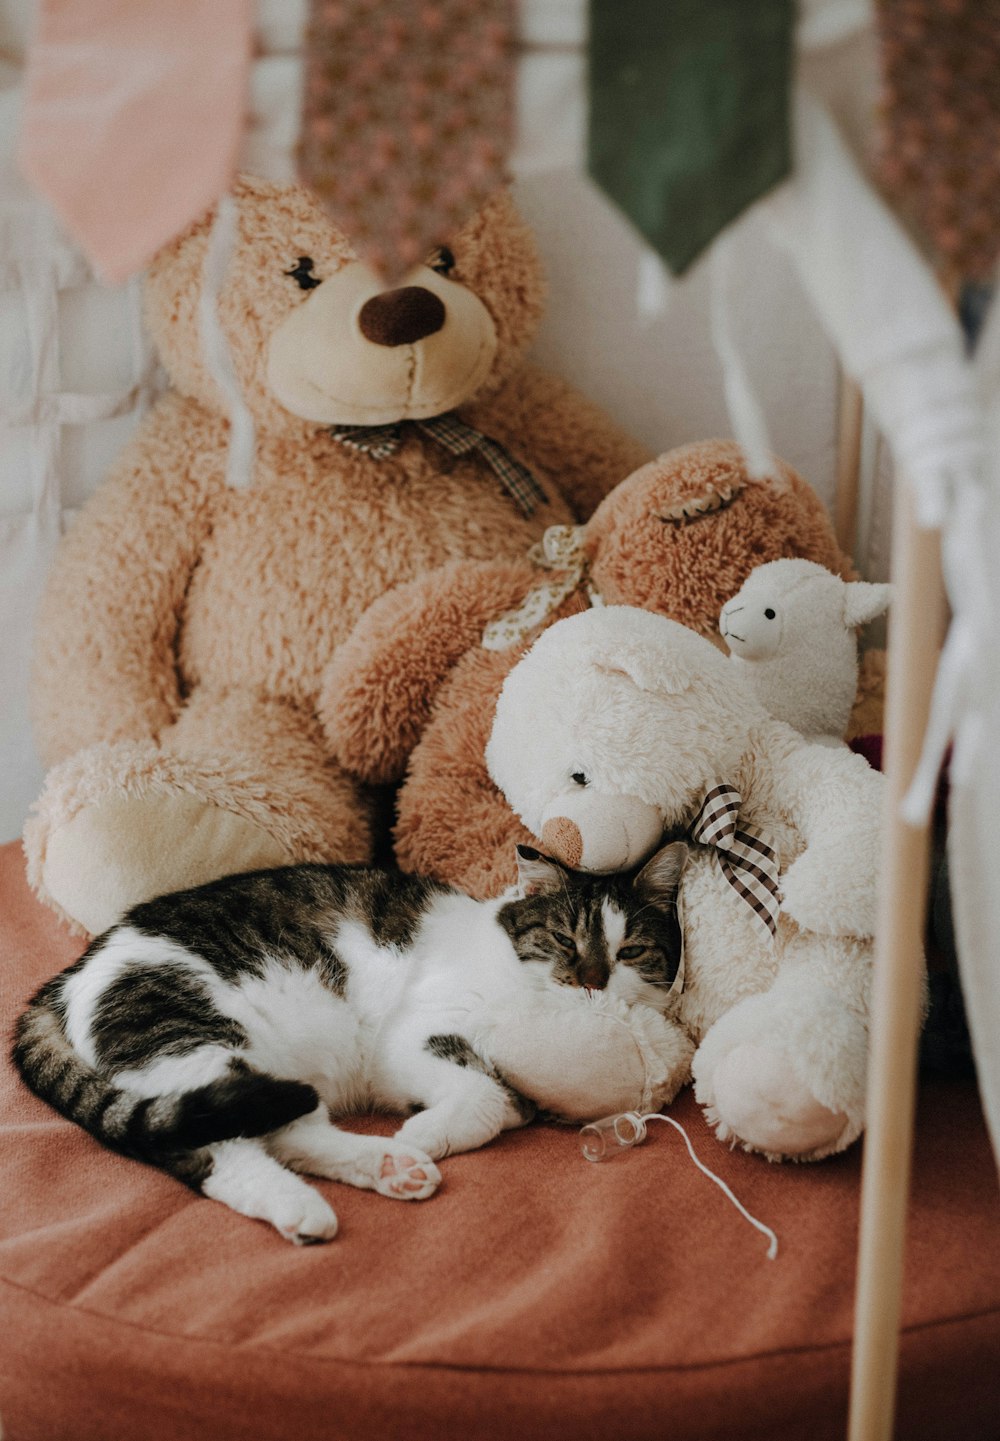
[571,772,589,786]
[427,245,456,275]
[285,257,321,291]
[553,932,576,950]
[764,608,776,620]
[618,944,646,961]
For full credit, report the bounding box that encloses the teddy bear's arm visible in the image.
[319,557,538,784]
[763,731,886,939]
[30,395,220,767]
[478,994,695,1121]
[472,362,653,519]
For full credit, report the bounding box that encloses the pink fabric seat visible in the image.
[1,840,998,1441]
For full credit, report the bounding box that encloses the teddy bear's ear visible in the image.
[591,641,694,697]
[843,581,893,628]
[633,841,688,907]
[515,844,569,896]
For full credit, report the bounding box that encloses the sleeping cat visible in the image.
[13,842,686,1244]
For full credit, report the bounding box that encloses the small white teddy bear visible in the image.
[720,559,892,744]
[486,605,887,1161]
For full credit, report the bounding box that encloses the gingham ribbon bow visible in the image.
[330,413,548,517]
[482,524,601,651]
[690,785,781,940]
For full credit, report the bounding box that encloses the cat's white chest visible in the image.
[228,960,363,1105]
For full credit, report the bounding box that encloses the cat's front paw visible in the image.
[273,1187,340,1245]
[376,1145,442,1201]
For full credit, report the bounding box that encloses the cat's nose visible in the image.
[578,964,609,991]
[358,286,446,346]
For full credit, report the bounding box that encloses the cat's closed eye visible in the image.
[617,944,646,960]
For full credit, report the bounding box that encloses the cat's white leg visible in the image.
[201,1136,339,1244]
[267,1104,441,1201]
[391,1041,535,1161]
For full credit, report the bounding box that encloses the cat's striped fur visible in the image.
[13,844,686,1244]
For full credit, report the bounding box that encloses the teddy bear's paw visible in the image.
[708,1043,851,1160]
[41,791,293,935]
[780,849,878,940]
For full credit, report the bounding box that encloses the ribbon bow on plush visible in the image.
[690,785,781,940]
[482,524,602,651]
[330,413,548,517]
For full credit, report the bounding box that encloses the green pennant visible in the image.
[588,0,795,275]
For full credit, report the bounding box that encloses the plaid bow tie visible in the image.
[690,785,781,940]
[329,413,549,518]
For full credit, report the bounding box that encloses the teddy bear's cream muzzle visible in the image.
[539,789,664,873]
[265,259,498,425]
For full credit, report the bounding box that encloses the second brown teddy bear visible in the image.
[324,441,858,897]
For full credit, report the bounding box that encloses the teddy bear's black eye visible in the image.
[764,608,776,620]
[571,772,589,786]
[285,257,321,291]
[427,245,456,275]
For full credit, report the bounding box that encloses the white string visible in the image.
[635,1111,779,1260]
[708,231,777,480]
[197,191,256,490]
[635,249,673,326]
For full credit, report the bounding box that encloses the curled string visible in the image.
[628,1111,779,1260]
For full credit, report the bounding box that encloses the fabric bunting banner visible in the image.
[587,0,796,275]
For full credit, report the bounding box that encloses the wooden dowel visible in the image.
[835,373,864,559]
[847,490,946,1441]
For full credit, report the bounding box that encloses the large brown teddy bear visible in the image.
[27,176,650,936]
[324,441,862,898]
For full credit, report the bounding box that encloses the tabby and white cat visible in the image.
[14,842,686,1244]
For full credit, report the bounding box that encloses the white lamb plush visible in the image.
[720,559,891,743]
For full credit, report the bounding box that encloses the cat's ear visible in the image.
[633,841,687,907]
[515,844,567,896]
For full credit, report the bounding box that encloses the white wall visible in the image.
[516,171,843,504]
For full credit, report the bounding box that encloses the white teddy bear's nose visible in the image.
[539,790,663,873]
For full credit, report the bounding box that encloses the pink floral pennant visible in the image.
[18,0,253,284]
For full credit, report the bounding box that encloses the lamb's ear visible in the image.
[515,844,568,896]
[843,581,892,627]
[634,841,688,907]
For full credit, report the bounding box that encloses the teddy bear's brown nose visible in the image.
[358,286,446,347]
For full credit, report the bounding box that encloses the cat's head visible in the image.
[496,840,687,1011]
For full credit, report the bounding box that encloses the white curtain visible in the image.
[941,315,1000,1169]
[0,37,161,844]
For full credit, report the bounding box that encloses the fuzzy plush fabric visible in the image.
[485,606,887,1162]
[325,441,865,898]
[27,177,650,935]
[480,989,695,1122]
[720,559,892,742]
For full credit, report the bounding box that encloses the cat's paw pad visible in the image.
[274,1189,340,1245]
[376,1149,441,1201]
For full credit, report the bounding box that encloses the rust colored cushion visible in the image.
[0,839,998,1441]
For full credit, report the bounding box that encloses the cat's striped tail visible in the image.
[12,982,319,1164]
